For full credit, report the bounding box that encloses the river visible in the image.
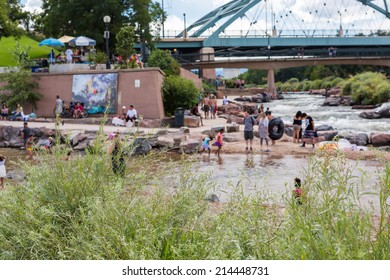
[268,93,389,133]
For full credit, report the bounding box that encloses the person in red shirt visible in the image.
[73,102,84,118]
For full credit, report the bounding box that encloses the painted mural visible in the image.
[72,73,118,114]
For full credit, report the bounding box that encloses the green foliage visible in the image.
[341,72,390,105]
[0,142,389,259]
[94,51,108,64]
[238,69,267,84]
[0,41,42,110]
[0,0,20,38]
[39,0,163,49]
[163,75,199,116]
[148,49,180,76]
[115,26,135,69]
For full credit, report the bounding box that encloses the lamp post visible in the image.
[183,13,187,38]
[103,15,111,69]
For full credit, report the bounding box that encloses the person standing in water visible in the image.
[0,154,6,188]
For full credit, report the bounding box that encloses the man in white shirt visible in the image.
[65,48,73,63]
[126,105,137,124]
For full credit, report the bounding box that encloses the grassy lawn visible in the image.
[0,35,63,66]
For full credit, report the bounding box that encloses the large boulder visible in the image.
[375,102,390,118]
[318,131,339,141]
[340,133,369,146]
[179,140,200,154]
[184,116,201,127]
[223,134,240,142]
[131,137,152,155]
[323,96,341,106]
[225,125,240,133]
[218,103,241,114]
[359,111,381,119]
[316,124,335,131]
[370,133,390,147]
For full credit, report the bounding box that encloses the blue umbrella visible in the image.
[38,38,65,47]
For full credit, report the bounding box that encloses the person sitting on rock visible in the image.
[73,102,84,118]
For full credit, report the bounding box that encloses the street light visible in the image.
[183,13,187,38]
[103,15,111,69]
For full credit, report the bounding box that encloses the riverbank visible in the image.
[1,115,389,162]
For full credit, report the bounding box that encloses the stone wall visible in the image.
[20,68,166,119]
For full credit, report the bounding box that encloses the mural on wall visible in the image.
[72,73,118,114]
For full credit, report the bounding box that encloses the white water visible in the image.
[267,93,389,134]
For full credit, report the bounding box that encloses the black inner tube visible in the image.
[268,117,284,140]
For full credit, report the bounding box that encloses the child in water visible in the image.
[293,177,302,205]
[199,135,213,156]
[213,129,224,157]
[0,154,6,188]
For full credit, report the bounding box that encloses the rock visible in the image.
[139,119,163,128]
[352,105,378,110]
[73,138,92,150]
[375,102,390,118]
[223,134,240,142]
[316,124,335,131]
[340,133,369,146]
[155,129,170,136]
[284,125,293,137]
[218,103,241,114]
[242,104,258,114]
[370,133,390,147]
[359,111,381,119]
[323,96,341,106]
[173,135,183,147]
[226,115,243,124]
[226,125,240,133]
[156,137,175,149]
[210,126,226,137]
[205,194,220,203]
[179,140,200,154]
[131,138,152,155]
[184,116,200,127]
[180,126,190,133]
[234,97,252,102]
[359,103,390,119]
[318,131,339,141]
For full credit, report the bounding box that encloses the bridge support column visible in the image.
[267,69,276,97]
[199,47,216,80]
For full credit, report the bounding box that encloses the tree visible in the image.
[38,1,163,50]
[238,69,267,85]
[162,75,199,116]
[0,0,20,38]
[148,49,180,76]
[0,42,42,110]
[115,26,135,69]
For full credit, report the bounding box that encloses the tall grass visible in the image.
[0,134,389,259]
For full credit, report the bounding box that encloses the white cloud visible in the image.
[22,0,42,12]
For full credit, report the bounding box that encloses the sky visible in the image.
[21,0,390,37]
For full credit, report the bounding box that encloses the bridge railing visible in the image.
[162,29,389,38]
[174,47,390,64]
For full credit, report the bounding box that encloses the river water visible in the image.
[268,93,389,133]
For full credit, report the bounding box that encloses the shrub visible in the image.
[163,75,199,116]
[148,49,180,76]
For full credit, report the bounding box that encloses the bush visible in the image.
[342,72,390,105]
[163,75,199,116]
[0,144,389,259]
[148,49,180,76]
